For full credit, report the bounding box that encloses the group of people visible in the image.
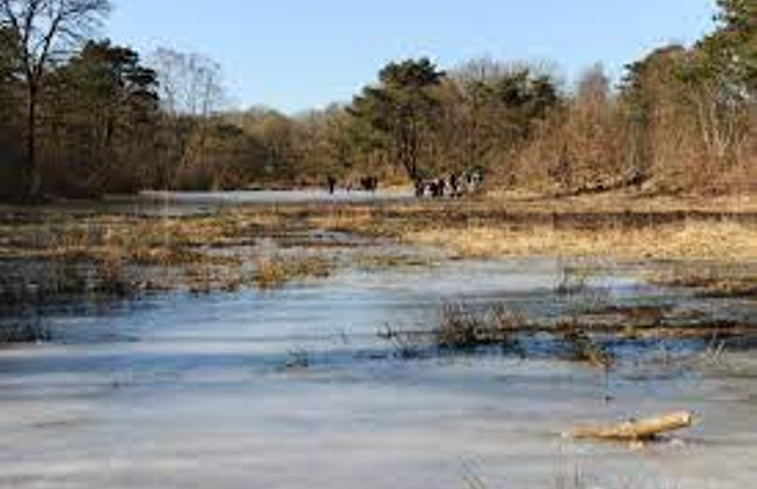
[324,168,483,198]
[415,169,484,199]
[325,175,379,195]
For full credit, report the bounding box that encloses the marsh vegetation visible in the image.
[0,0,756,487]
[0,192,754,489]
[0,196,752,476]
[1,193,755,340]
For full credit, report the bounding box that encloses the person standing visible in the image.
[327,175,337,195]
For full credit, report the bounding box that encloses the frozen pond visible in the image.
[138,188,416,205]
[9,189,416,218]
[1,257,757,488]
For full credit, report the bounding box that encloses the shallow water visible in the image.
[1,256,756,488]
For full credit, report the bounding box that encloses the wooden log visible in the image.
[569,411,694,441]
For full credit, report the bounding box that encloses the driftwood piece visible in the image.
[569,411,694,441]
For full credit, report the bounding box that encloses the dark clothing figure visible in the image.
[360,176,378,192]
[427,181,437,197]
[435,178,446,198]
[449,174,459,198]
[415,179,425,197]
[327,176,337,195]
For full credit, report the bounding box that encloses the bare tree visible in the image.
[575,63,610,110]
[150,48,225,186]
[151,47,224,118]
[0,0,110,198]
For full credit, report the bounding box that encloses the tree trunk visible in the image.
[26,82,41,199]
[569,411,693,441]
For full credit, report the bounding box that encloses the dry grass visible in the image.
[485,188,757,215]
[3,195,756,268]
[436,302,523,349]
[307,207,381,233]
[1,191,755,314]
[352,252,431,270]
[646,265,757,298]
[379,302,525,355]
[406,220,757,261]
[297,192,757,264]
[0,207,302,307]
[560,321,613,368]
[253,255,334,289]
[0,254,137,310]
[0,208,288,261]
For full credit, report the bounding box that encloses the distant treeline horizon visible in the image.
[0,0,754,200]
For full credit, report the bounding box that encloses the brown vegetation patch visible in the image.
[647,266,757,299]
[253,255,334,290]
[352,253,432,271]
[380,300,755,367]
[405,219,757,262]
[436,302,524,349]
[1,193,756,324]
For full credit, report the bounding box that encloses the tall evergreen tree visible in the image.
[44,40,159,194]
[349,58,445,186]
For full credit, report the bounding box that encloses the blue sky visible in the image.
[108,0,718,114]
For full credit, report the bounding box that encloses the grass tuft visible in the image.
[253,255,333,289]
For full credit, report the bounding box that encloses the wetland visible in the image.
[1,190,756,488]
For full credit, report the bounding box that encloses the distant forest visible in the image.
[0,0,755,200]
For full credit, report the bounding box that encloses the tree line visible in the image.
[0,0,754,200]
